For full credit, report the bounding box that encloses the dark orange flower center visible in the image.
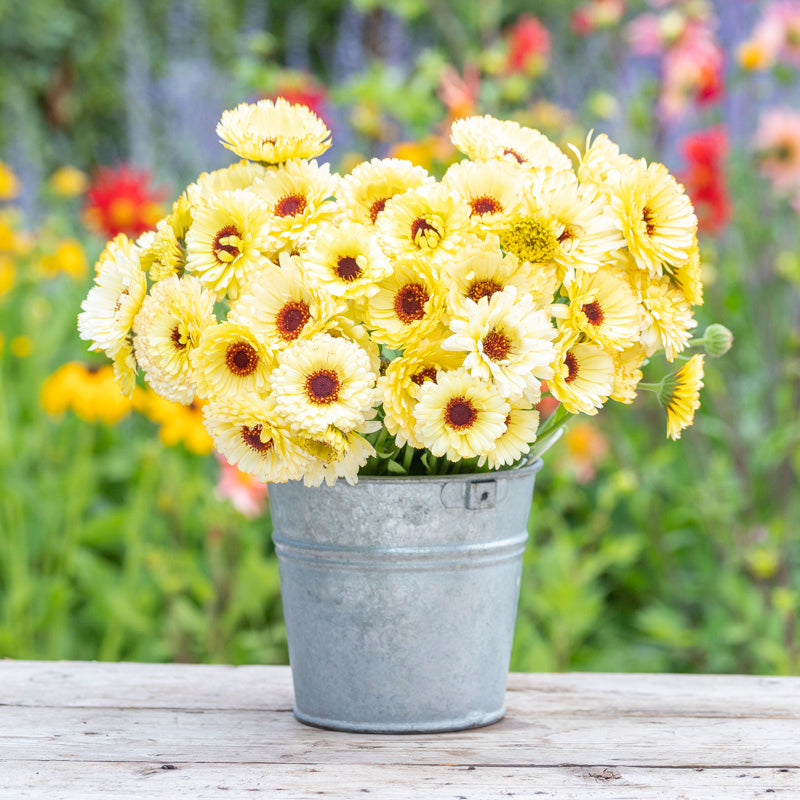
[502,147,526,164]
[642,206,656,236]
[305,369,340,404]
[466,279,503,303]
[276,301,311,341]
[411,366,438,386]
[394,283,429,324]
[275,194,307,218]
[171,326,186,350]
[444,397,477,430]
[582,301,604,326]
[410,217,439,243]
[225,341,259,376]
[242,424,273,453]
[336,255,362,282]
[470,196,502,217]
[564,351,579,383]
[369,197,389,223]
[213,225,240,262]
[482,329,511,361]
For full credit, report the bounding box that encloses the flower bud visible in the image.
[702,324,733,357]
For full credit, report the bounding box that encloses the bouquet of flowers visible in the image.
[78,98,730,486]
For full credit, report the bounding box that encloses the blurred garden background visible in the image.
[1,0,799,674]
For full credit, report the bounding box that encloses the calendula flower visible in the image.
[141,195,193,281]
[576,132,635,191]
[301,428,377,487]
[443,288,556,402]
[39,239,87,279]
[609,343,647,404]
[135,392,214,455]
[380,339,465,449]
[658,354,704,440]
[302,220,391,300]
[271,333,378,435]
[187,161,268,205]
[450,115,572,172]
[203,394,310,482]
[375,183,471,265]
[49,165,88,197]
[229,253,343,352]
[548,333,614,415]
[133,275,217,404]
[251,158,339,253]
[185,188,271,301]
[362,256,447,349]
[78,240,147,359]
[607,159,697,277]
[668,235,704,307]
[191,321,273,400]
[216,97,331,164]
[564,266,639,351]
[479,403,540,469]
[337,158,434,227]
[414,368,509,461]
[442,159,522,236]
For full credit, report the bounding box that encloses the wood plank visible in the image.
[2,762,798,800]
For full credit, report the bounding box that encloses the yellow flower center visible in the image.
[501,217,558,264]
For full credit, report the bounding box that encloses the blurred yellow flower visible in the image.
[39,239,88,279]
[737,40,773,71]
[41,362,135,424]
[0,255,14,297]
[10,335,33,358]
[49,166,88,197]
[0,162,19,200]
[134,390,213,455]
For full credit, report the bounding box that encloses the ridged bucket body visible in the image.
[268,460,541,733]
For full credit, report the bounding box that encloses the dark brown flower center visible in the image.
[393,283,429,324]
[502,147,526,164]
[410,217,440,244]
[305,369,340,404]
[225,341,259,376]
[642,206,656,236]
[564,351,579,383]
[213,225,240,262]
[336,255,362,282]
[582,301,604,326]
[241,424,273,453]
[369,197,389,223]
[470,196,502,217]
[466,279,503,303]
[276,301,311,341]
[275,194,307,218]
[171,326,186,350]
[411,366,438,386]
[482,329,511,361]
[444,397,477,430]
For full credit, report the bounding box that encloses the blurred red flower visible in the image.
[84,165,165,239]
[506,14,551,75]
[679,127,730,235]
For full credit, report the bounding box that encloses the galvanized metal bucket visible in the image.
[268,459,542,734]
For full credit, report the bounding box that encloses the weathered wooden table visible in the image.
[1,661,798,799]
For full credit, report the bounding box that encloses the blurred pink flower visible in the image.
[506,14,551,75]
[742,1,800,70]
[754,108,800,196]
[627,13,667,55]
[215,454,269,518]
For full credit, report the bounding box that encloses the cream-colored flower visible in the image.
[479,402,540,469]
[300,427,377,487]
[271,333,378,435]
[202,393,310,482]
[607,158,697,277]
[337,158,434,227]
[229,253,344,352]
[450,115,572,172]
[187,161,268,205]
[576,131,635,190]
[375,183,471,265]
[362,256,446,349]
[442,236,551,316]
[132,275,216,404]
[443,287,556,402]
[324,316,382,375]
[611,343,647,404]
[191,321,273,400]
[442,159,522,236]
[301,220,391,300]
[668,235,704,307]
[564,266,639,351]
[251,159,339,253]
[78,240,147,358]
[380,339,465,449]
[548,332,615,415]
[216,98,331,165]
[184,188,271,300]
[140,194,193,281]
[414,368,509,461]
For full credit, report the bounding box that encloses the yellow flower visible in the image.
[659,354,704,440]
[216,97,331,165]
[187,161,268,205]
[141,195,193,281]
[0,255,14,297]
[450,115,572,172]
[49,166,88,197]
[576,132,635,191]
[548,333,615,415]
[133,275,217,404]
[608,159,697,277]
[39,239,88,279]
[667,235,704,307]
[202,393,310,481]
[443,287,556,402]
[41,362,135,424]
[135,391,214,455]
[191,321,273,400]
[362,256,446,349]
[610,343,647,404]
[414,368,509,461]
[271,333,378,435]
[480,402,540,470]
[185,188,272,301]
[10,335,33,358]
[375,183,470,265]
[337,158,433,227]
[301,428,376,487]
[0,161,19,200]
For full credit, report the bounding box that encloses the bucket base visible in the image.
[292,705,506,734]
